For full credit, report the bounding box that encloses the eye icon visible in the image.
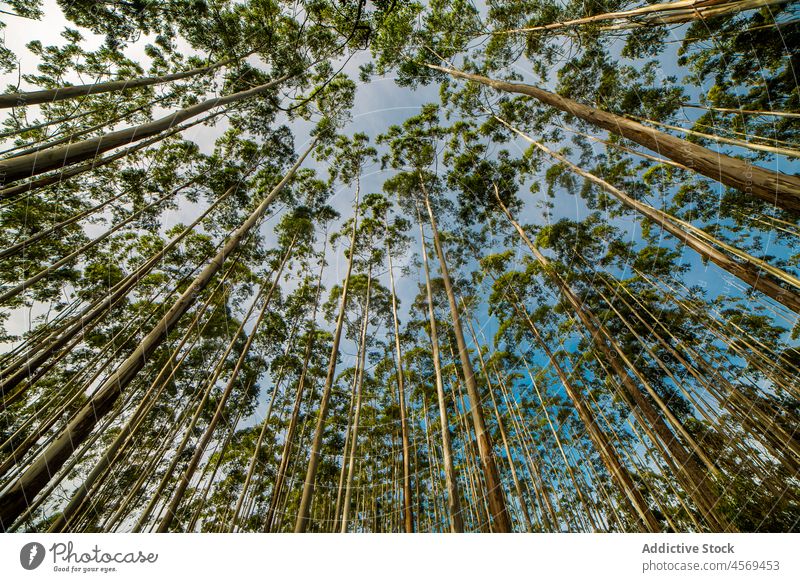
[20,542,46,570]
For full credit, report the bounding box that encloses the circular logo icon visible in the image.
[20,542,46,570]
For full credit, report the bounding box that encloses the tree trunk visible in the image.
[0,110,219,200]
[45,261,238,532]
[260,244,328,532]
[426,64,800,212]
[462,312,532,532]
[420,181,511,532]
[0,74,290,185]
[332,366,359,530]
[0,53,243,108]
[494,0,786,34]
[630,114,800,159]
[386,237,415,532]
[341,270,373,532]
[294,184,361,533]
[417,204,464,533]
[681,103,800,119]
[509,298,662,532]
[0,142,313,531]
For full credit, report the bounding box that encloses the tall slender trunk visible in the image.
[259,243,328,532]
[493,119,800,314]
[493,192,733,531]
[0,110,220,200]
[0,142,314,531]
[681,103,800,119]
[5,93,174,159]
[0,74,291,185]
[386,237,414,532]
[420,182,511,532]
[629,114,800,159]
[427,64,800,212]
[0,179,240,401]
[156,238,295,532]
[447,355,492,532]
[341,270,373,532]
[493,0,785,34]
[462,311,532,532]
[133,281,270,532]
[186,404,247,532]
[0,52,247,108]
[333,367,359,530]
[294,184,362,533]
[416,204,464,533]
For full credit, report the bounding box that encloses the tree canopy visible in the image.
[0,0,797,533]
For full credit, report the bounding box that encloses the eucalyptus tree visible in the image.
[294,130,374,532]
[2,0,798,534]
[331,193,394,532]
[375,193,415,532]
[0,123,322,529]
[380,105,511,532]
[143,205,320,532]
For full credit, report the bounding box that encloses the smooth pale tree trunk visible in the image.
[0,52,244,108]
[386,237,414,532]
[416,204,464,533]
[630,114,800,159]
[597,0,788,29]
[0,142,314,531]
[260,243,328,533]
[157,239,295,532]
[426,64,800,213]
[592,267,800,468]
[493,0,785,34]
[420,183,511,533]
[0,74,291,185]
[447,355,492,532]
[333,353,361,530]
[186,404,246,532]
[681,103,800,119]
[5,93,174,159]
[493,193,733,531]
[495,119,800,314]
[341,270,372,532]
[229,328,299,531]
[520,349,606,531]
[419,397,439,530]
[462,311,532,532]
[0,110,219,200]
[0,179,239,402]
[294,186,362,533]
